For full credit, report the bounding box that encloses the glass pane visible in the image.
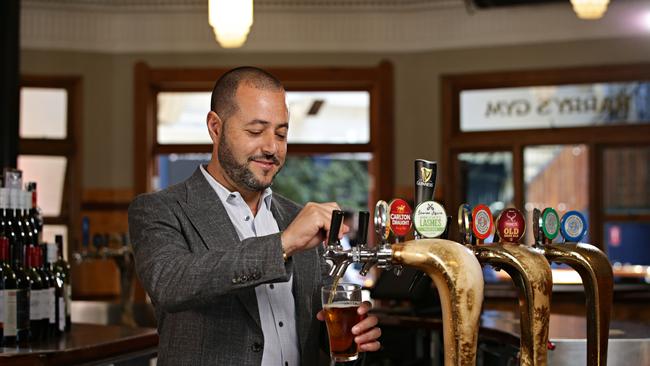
[524,145,589,244]
[603,146,650,215]
[17,155,67,216]
[157,92,212,144]
[605,222,650,266]
[285,91,370,144]
[42,225,69,260]
[20,87,68,139]
[155,153,211,190]
[272,153,370,211]
[457,152,513,245]
[461,81,650,132]
[458,151,513,210]
[155,153,371,212]
[156,91,371,145]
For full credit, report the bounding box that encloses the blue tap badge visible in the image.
[560,210,587,242]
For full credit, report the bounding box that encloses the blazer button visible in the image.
[231,278,239,284]
[251,342,263,352]
[241,275,248,282]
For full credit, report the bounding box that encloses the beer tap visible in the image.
[461,205,553,366]
[322,159,485,365]
[536,208,613,366]
[323,210,349,278]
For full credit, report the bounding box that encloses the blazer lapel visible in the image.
[178,167,261,328]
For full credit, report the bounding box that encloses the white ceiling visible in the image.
[21,0,650,53]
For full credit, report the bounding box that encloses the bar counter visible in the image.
[0,324,158,366]
[373,309,650,365]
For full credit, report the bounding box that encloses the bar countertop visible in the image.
[0,323,158,366]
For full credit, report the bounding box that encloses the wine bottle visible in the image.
[46,242,64,335]
[26,183,43,244]
[3,188,31,344]
[54,235,71,332]
[37,244,56,338]
[0,236,18,346]
[26,246,45,340]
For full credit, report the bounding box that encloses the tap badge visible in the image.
[471,204,493,241]
[388,198,412,237]
[417,167,434,188]
[560,210,587,242]
[496,208,525,243]
[414,201,447,238]
[541,207,560,240]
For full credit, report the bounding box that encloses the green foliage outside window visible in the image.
[272,156,369,211]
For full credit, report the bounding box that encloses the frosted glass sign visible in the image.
[285,91,369,144]
[460,82,650,132]
[157,91,370,144]
[157,92,213,144]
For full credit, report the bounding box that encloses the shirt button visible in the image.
[269,284,274,289]
[244,215,250,221]
[279,321,283,327]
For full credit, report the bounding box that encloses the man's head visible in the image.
[206,67,289,194]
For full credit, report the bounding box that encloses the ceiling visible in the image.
[20,0,650,53]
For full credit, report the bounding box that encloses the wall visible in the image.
[21,36,650,192]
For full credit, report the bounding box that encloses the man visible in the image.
[129,66,381,365]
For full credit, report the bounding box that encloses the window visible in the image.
[18,76,82,259]
[443,64,650,266]
[134,62,394,231]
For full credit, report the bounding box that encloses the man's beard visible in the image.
[217,133,282,192]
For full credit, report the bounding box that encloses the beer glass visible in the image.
[321,283,364,362]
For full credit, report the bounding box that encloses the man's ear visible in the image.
[206,111,223,144]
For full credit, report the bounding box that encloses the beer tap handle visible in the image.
[414,159,437,206]
[357,211,369,246]
[327,210,344,247]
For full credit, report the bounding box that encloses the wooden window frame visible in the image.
[133,62,395,208]
[19,75,83,257]
[442,63,650,248]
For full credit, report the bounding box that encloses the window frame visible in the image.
[19,75,83,257]
[442,63,650,248]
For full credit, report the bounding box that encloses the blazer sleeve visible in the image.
[128,193,293,313]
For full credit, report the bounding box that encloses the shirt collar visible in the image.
[199,164,273,210]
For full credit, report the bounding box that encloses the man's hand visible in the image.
[281,202,349,257]
[317,301,381,352]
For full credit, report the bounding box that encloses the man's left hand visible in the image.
[317,301,382,352]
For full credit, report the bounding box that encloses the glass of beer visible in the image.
[321,283,365,362]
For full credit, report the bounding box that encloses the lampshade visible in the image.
[208,0,254,48]
[570,0,610,20]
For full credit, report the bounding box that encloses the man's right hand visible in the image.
[281,202,349,257]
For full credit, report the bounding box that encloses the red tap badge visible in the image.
[388,198,412,238]
[472,204,494,242]
[496,208,525,243]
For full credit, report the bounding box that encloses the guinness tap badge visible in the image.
[414,160,437,205]
[496,208,525,243]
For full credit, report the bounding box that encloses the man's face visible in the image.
[216,83,289,192]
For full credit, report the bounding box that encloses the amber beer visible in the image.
[321,284,364,362]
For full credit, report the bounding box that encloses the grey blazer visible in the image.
[128,168,331,365]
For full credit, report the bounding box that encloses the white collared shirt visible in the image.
[200,165,300,366]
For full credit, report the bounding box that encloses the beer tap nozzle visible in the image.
[323,210,350,277]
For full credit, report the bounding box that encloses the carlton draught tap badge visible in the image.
[496,208,525,243]
[388,199,412,238]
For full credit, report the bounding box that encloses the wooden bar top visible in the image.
[0,323,158,366]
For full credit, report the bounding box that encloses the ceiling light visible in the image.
[208,0,254,48]
[570,0,610,20]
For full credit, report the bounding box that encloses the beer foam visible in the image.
[324,301,361,309]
